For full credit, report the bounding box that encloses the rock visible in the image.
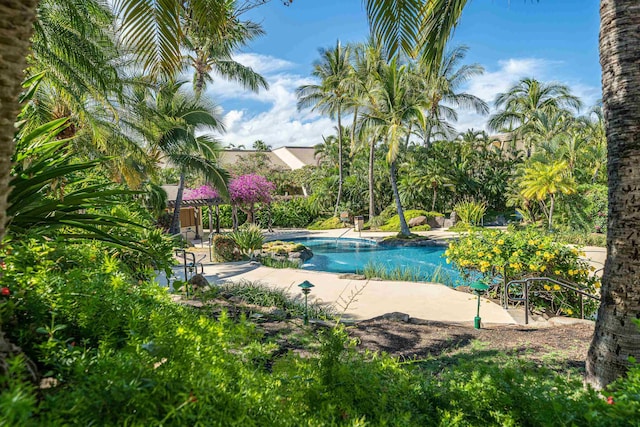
[443,219,454,228]
[449,211,458,225]
[548,316,595,326]
[408,215,427,227]
[188,274,209,292]
[428,216,445,228]
[381,312,410,322]
[455,285,472,294]
[288,248,313,262]
[338,273,367,280]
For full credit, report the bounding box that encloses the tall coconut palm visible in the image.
[182,1,268,98]
[418,45,489,146]
[350,40,387,220]
[488,78,582,157]
[586,0,640,389]
[297,41,352,216]
[360,58,427,236]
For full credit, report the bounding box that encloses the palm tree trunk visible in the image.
[0,0,40,378]
[586,0,640,390]
[389,160,410,236]
[232,204,239,231]
[350,106,358,153]
[207,203,213,235]
[368,134,376,220]
[0,0,38,242]
[432,184,438,212]
[215,204,220,233]
[334,105,343,216]
[169,172,186,235]
[548,194,555,231]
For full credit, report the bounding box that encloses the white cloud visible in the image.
[202,53,601,147]
[453,57,601,133]
[200,52,337,148]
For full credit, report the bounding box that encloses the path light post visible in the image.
[298,280,315,325]
[470,281,490,329]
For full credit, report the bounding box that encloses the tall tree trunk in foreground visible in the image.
[0,0,39,377]
[0,0,38,242]
[586,0,640,389]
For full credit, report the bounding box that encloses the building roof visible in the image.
[272,146,319,169]
[218,149,290,170]
[219,146,318,171]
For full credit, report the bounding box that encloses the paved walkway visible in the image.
[159,228,605,326]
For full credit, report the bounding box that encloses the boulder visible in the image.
[381,312,410,322]
[408,215,427,227]
[428,216,445,228]
[288,247,313,262]
[449,211,458,224]
[188,274,209,292]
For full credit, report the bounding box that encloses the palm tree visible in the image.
[297,41,352,216]
[418,46,489,146]
[350,40,387,220]
[360,58,427,236]
[182,1,268,98]
[488,78,582,157]
[586,0,640,389]
[139,82,228,235]
[519,160,576,231]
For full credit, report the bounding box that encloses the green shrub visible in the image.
[228,224,264,257]
[256,197,316,228]
[212,234,242,262]
[454,199,487,226]
[308,216,343,230]
[380,210,440,232]
[446,229,600,317]
[259,257,301,269]
[412,224,431,231]
[219,281,334,319]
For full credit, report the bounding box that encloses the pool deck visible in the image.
[160,228,605,326]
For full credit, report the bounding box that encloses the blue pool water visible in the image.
[290,238,462,285]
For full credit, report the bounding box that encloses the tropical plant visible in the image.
[297,41,353,216]
[182,1,268,97]
[446,229,600,317]
[360,58,427,236]
[453,199,487,227]
[137,81,228,235]
[488,78,582,157]
[418,45,489,146]
[519,161,577,231]
[228,224,264,258]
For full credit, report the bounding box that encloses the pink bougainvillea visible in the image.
[184,185,219,200]
[229,174,275,206]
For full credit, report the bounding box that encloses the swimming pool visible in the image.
[289,237,462,285]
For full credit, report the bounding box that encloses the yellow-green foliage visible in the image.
[308,216,343,230]
[446,229,600,317]
[412,225,432,232]
[262,240,306,253]
[380,210,440,232]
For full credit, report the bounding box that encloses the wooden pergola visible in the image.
[167,197,223,236]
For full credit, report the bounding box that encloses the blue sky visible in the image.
[205,0,601,148]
